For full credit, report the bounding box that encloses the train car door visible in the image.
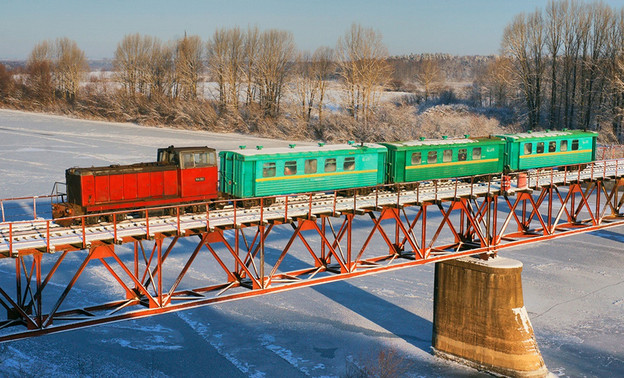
[219,151,237,197]
[179,149,218,199]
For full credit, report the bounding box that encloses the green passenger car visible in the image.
[380,136,506,183]
[496,130,597,171]
[219,143,387,198]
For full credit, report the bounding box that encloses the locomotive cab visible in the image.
[157,145,215,166]
[156,146,218,198]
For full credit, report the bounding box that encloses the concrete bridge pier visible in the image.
[432,256,548,377]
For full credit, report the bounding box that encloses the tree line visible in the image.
[0,24,400,142]
[2,4,624,143]
[495,0,624,140]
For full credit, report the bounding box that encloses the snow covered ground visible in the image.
[0,109,622,377]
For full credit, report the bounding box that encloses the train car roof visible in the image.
[380,136,503,149]
[221,142,387,158]
[495,130,598,140]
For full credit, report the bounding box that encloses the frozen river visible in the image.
[0,109,622,377]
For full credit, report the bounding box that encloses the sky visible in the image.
[1,0,623,60]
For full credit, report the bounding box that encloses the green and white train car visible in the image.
[496,130,597,171]
[219,143,387,199]
[380,136,506,183]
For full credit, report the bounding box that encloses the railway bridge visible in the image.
[0,154,623,375]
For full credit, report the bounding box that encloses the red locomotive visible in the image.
[52,146,218,223]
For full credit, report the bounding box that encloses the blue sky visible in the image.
[1,0,623,60]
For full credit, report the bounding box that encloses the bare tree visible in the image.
[294,46,335,124]
[560,0,582,129]
[312,46,335,124]
[577,2,615,129]
[26,41,54,102]
[255,29,295,117]
[415,58,443,101]
[207,27,244,110]
[174,34,203,100]
[114,33,152,96]
[207,28,228,108]
[53,37,88,101]
[148,39,175,98]
[545,0,565,128]
[609,8,624,141]
[502,11,546,129]
[485,56,513,107]
[294,51,317,121]
[243,26,260,106]
[611,54,624,141]
[0,64,14,101]
[336,23,392,135]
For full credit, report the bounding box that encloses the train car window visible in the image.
[572,139,579,150]
[537,142,544,154]
[443,149,452,163]
[263,162,276,177]
[549,141,556,153]
[560,140,568,152]
[524,143,532,155]
[427,151,437,164]
[284,161,297,175]
[305,159,317,174]
[458,149,467,161]
[473,147,482,160]
[325,158,337,172]
[344,157,355,171]
[411,152,422,165]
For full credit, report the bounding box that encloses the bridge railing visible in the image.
[2,157,624,257]
[0,194,64,223]
[0,158,617,230]
[597,145,624,159]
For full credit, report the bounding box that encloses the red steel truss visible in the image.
[0,160,623,341]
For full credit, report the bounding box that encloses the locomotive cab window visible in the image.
[443,149,452,163]
[325,158,336,172]
[472,147,482,160]
[284,161,297,176]
[560,140,568,152]
[344,157,355,171]
[305,159,317,174]
[536,142,544,154]
[458,149,467,161]
[411,152,422,165]
[158,150,173,164]
[263,162,276,177]
[524,143,532,155]
[549,141,556,153]
[182,152,211,168]
[572,139,579,150]
[427,151,437,164]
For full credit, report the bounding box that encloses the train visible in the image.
[51,130,598,223]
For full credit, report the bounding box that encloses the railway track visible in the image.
[0,158,623,257]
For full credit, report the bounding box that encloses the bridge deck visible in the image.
[0,159,623,257]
